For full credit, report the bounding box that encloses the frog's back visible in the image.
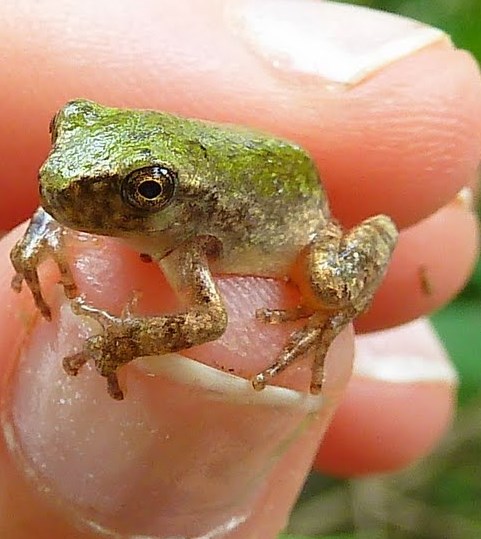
[188,118,324,200]
[181,119,330,276]
[106,104,325,210]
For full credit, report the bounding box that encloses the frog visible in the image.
[10,99,398,400]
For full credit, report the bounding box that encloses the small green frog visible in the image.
[10,99,397,400]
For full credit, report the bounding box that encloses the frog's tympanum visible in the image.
[11,100,397,400]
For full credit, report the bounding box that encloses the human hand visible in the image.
[1,1,480,538]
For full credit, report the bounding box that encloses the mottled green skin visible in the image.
[40,99,329,276]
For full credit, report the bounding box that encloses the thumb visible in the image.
[1,226,354,539]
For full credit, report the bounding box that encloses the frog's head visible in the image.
[39,99,214,257]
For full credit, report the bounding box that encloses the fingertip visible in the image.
[315,380,454,477]
[357,196,479,332]
[2,1,481,229]
[314,319,456,476]
[1,228,355,538]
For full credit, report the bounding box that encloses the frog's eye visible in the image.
[121,166,177,211]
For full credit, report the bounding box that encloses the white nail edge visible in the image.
[353,351,458,384]
[353,319,459,384]
[233,1,451,86]
[135,354,324,412]
[126,515,248,539]
[69,311,324,411]
[343,28,450,85]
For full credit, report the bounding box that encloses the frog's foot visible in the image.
[64,297,140,400]
[62,351,89,376]
[252,215,398,394]
[63,345,126,401]
[251,311,349,393]
[10,207,77,320]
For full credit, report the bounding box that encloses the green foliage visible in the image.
[432,260,481,405]
[281,534,370,539]
[280,535,363,539]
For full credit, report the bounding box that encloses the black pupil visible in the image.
[138,180,162,199]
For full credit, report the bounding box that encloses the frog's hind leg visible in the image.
[251,215,398,394]
[251,311,325,390]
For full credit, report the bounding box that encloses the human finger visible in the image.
[1,0,480,230]
[315,318,457,476]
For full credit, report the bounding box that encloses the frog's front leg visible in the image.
[63,237,227,400]
[252,215,398,394]
[10,207,77,320]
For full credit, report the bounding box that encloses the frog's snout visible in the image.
[38,178,89,230]
[39,182,69,219]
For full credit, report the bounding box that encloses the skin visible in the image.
[10,98,397,400]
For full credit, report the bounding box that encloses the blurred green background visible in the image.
[282,1,481,538]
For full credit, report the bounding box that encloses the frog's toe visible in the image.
[52,254,78,300]
[62,281,79,300]
[37,297,52,321]
[309,380,323,395]
[106,372,124,400]
[10,263,52,319]
[70,296,116,327]
[70,296,87,315]
[11,273,24,293]
[63,351,89,376]
[250,373,268,391]
[28,283,52,320]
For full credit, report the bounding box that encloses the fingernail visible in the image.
[6,302,328,538]
[230,0,449,85]
[354,318,458,384]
